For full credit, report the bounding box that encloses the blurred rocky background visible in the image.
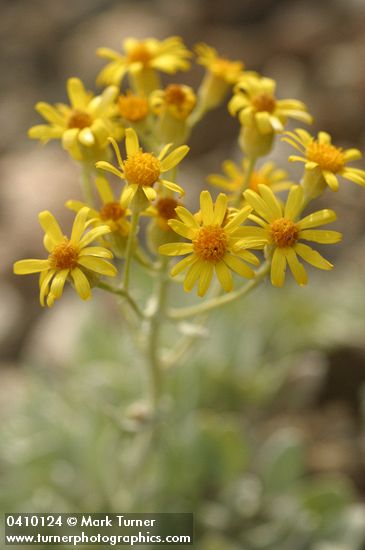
[2,1,365,545]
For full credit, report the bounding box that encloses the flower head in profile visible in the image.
[151,84,197,121]
[13,208,117,307]
[28,78,123,161]
[159,190,260,297]
[96,128,189,206]
[96,36,191,92]
[195,43,245,111]
[238,185,342,287]
[229,75,313,134]
[208,159,293,199]
[195,43,244,84]
[118,91,149,123]
[283,129,365,191]
[66,176,131,237]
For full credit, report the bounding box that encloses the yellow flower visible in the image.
[238,184,342,287]
[195,43,244,84]
[150,84,197,143]
[159,190,260,297]
[283,129,365,192]
[13,208,117,307]
[118,91,149,123]
[195,43,245,110]
[28,78,123,161]
[144,197,182,232]
[229,75,313,134]
[96,36,191,94]
[151,84,196,121]
[208,159,293,197]
[66,176,131,237]
[96,128,189,206]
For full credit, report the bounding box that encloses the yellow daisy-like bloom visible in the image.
[159,190,260,297]
[150,84,197,121]
[283,129,365,191]
[229,75,313,134]
[195,43,245,110]
[208,159,293,197]
[96,128,189,206]
[13,208,117,307]
[238,184,342,287]
[195,43,244,84]
[66,176,131,237]
[28,78,123,161]
[118,91,149,123]
[96,36,191,93]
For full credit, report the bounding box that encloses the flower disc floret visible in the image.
[306,141,345,173]
[118,93,149,122]
[100,202,126,222]
[67,110,93,129]
[49,240,79,269]
[270,218,299,248]
[124,152,161,187]
[193,226,227,262]
[252,93,276,113]
[156,198,179,220]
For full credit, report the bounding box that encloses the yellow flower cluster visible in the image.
[15,35,364,307]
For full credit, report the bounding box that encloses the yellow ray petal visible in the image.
[271,248,286,287]
[299,229,342,244]
[71,267,92,300]
[284,185,304,220]
[294,243,333,270]
[38,211,64,244]
[71,207,89,244]
[200,190,214,225]
[159,242,194,256]
[160,145,189,172]
[198,262,213,297]
[215,261,233,292]
[14,259,50,274]
[125,127,139,157]
[286,248,308,286]
[77,256,117,277]
[297,209,336,230]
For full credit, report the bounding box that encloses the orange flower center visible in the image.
[99,202,126,221]
[164,85,187,106]
[127,43,152,65]
[193,225,227,262]
[156,197,179,220]
[249,171,270,192]
[252,93,276,113]
[123,152,161,187]
[270,218,298,248]
[118,94,148,122]
[306,141,345,173]
[67,110,92,129]
[49,239,78,269]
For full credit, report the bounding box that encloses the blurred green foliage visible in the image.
[1,269,365,549]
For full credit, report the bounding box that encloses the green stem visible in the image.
[97,282,145,319]
[122,208,140,291]
[81,163,95,207]
[167,261,270,320]
[233,155,257,206]
[147,258,169,412]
